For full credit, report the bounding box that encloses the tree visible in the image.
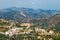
[0,34,9,40]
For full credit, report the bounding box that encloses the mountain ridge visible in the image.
[0,7,60,23]
[0,7,60,30]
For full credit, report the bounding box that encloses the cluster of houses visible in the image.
[0,23,55,40]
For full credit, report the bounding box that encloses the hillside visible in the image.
[0,7,60,23]
[0,7,60,29]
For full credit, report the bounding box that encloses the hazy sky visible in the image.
[0,0,60,10]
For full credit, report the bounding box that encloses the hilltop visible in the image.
[0,7,60,31]
[0,7,60,22]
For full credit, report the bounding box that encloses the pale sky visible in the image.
[0,0,60,10]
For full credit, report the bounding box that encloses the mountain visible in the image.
[0,7,60,31]
[0,7,60,23]
[47,14,60,31]
[48,14,60,26]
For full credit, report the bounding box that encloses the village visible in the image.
[0,21,59,40]
[0,19,60,40]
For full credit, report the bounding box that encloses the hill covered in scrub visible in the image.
[0,7,60,21]
[0,7,60,31]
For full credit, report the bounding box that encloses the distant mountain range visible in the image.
[0,7,60,23]
[0,7,60,18]
[0,7,60,31]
